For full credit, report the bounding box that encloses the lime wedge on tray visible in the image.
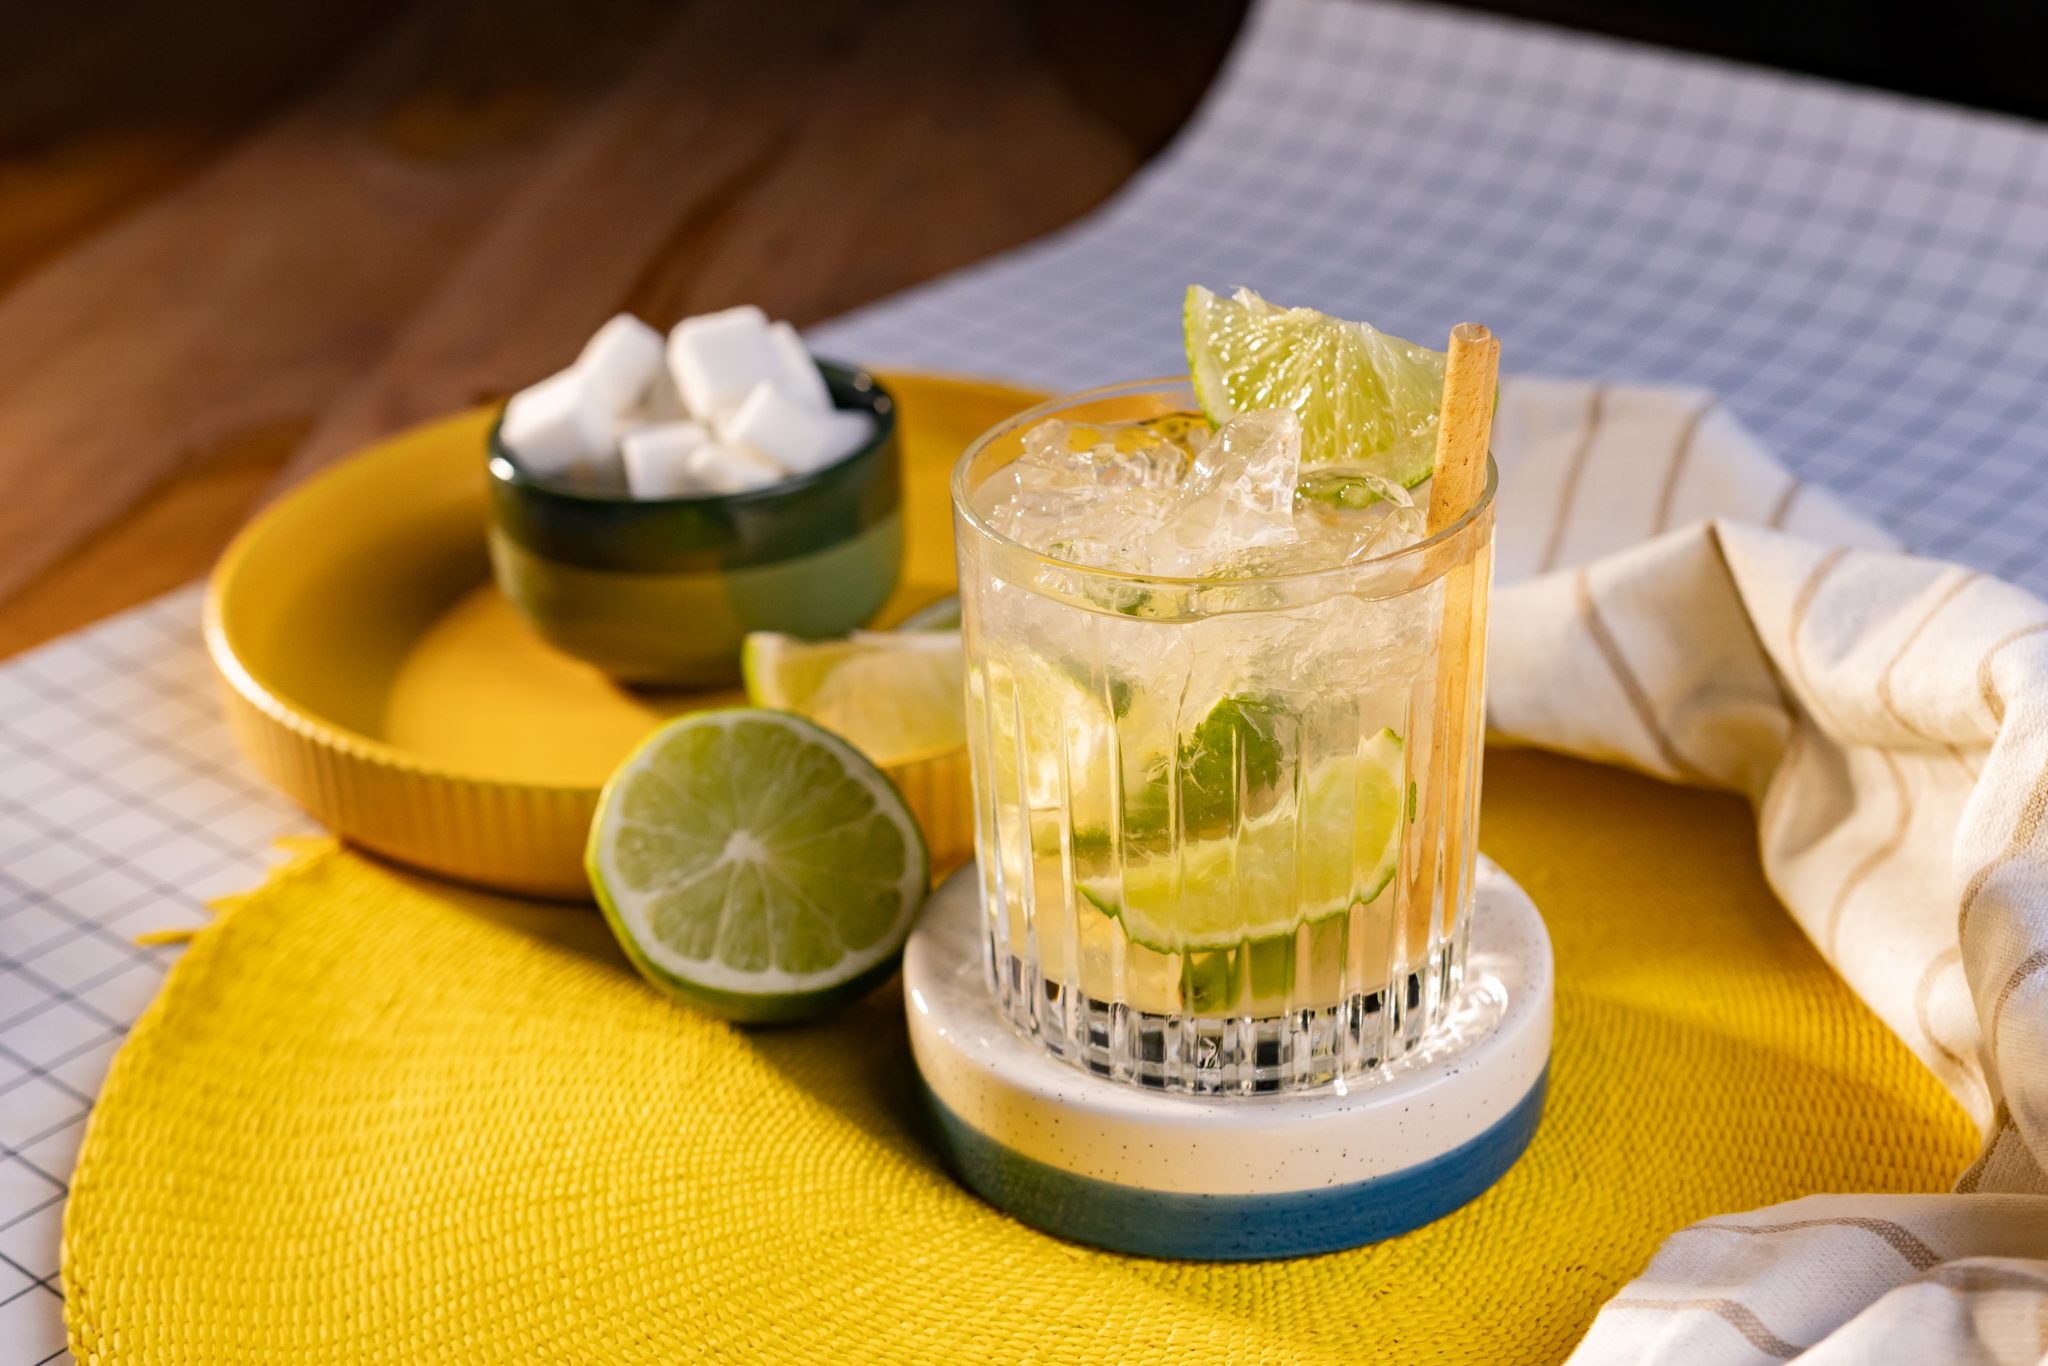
[742,629,964,764]
[1184,284,1446,486]
[587,710,929,1023]
[897,595,961,631]
[1082,728,1405,953]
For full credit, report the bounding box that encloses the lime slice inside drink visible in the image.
[742,630,964,764]
[586,710,930,1022]
[1082,728,1405,952]
[1184,285,1446,486]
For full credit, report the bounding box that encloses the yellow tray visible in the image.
[206,372,1043,899]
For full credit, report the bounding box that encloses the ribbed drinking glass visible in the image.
[953,379,1495,1094]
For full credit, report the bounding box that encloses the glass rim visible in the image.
[950,375,1498,589]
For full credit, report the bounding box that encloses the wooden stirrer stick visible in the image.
[1403,322,1500,1010]
[1426,322,1500,533]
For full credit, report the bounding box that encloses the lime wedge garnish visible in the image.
[742,630,964,764]
[586,710,929,1022]
[897,596,961,631]
[1083,728,1404,952]
[1184,285,1446,485]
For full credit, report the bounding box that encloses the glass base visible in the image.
[989,932,1463,1095]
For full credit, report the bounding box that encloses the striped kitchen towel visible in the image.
[1487,377,2048,1363]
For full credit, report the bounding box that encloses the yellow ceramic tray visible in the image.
[206,372,1043,900]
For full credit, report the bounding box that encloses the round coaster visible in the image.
[903,856,1553,1260]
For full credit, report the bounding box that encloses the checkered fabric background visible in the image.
[7,0,2048,1356]
[812,0,2048,588]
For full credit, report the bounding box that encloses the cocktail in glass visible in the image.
[952,378,1494,1094]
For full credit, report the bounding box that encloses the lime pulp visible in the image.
[586,709,929,1022]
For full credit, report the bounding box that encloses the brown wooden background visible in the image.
[0,0,1246,659]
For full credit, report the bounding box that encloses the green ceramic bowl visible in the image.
[486,362,901,687]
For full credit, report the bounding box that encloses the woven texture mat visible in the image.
[64,750,1975,1364]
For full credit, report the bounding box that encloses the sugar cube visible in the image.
[719,381,875,477]
[666,305,779,420]
[685,440,783,494]
[620,421,713,498]
[501,368,614,479]
[576,313,666,414]
[768,321,832,412]
[614,368,690,442]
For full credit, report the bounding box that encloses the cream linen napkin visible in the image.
[1480,378,2048,1363]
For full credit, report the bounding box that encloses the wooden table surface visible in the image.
[0,0,1244,660]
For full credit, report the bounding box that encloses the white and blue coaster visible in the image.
[904,857,1553,1260]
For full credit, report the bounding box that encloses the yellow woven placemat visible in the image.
[64,749,1975,1364]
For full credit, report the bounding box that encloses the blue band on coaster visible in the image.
[923,1064,1549,1261]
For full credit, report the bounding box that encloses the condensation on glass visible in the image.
[952,379,1495,1095]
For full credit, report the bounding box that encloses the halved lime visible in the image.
[897,596,961,631]
[742,630,964,764]
[1082,728,1405,952]
[586,709,929,1023]
[1184,285,1446,485]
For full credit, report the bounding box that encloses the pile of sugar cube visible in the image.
[501,307,876,498]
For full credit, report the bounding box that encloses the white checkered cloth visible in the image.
[1485,378,2048,1363]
